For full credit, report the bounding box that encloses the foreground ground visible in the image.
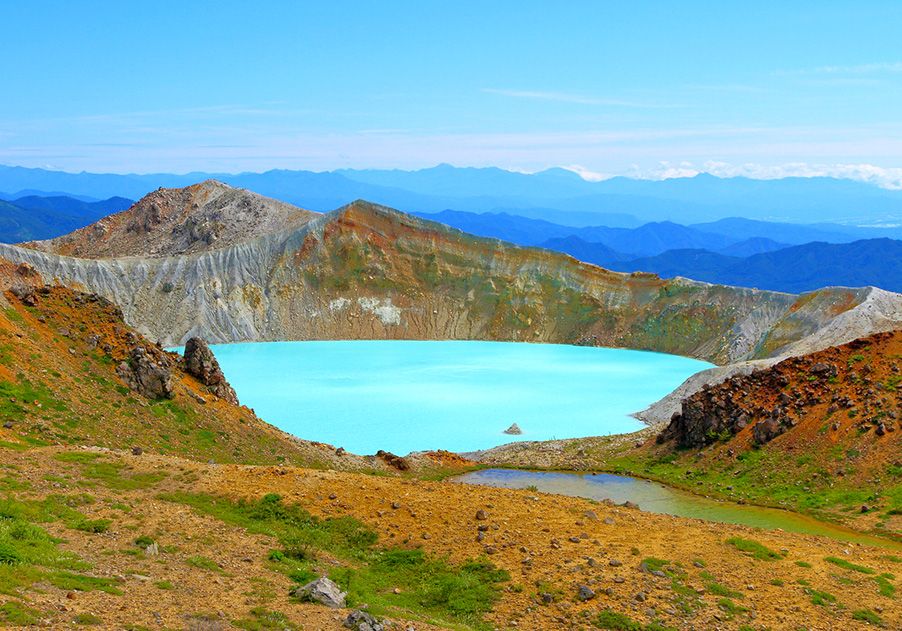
[0,445,898,630]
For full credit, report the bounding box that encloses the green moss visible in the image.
[73,612,103,625]
[594,610,675,630]
[233,607,299,630]
[726,537,782,561]
[873,574,895,598]
[804,586,837,607]
[851,609,884,626]
[186,555,222,572]
[824,556,875,574]
[0,600,42,625]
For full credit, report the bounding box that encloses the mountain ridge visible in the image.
[6,163,902,223]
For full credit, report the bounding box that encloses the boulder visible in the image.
[810,362,838,378]
[117,346,174,400]
[183,337,238,404]
[503,423,522,435]
[752,417,783,445]
[577,585,596,601]
[375,450,409,471]
[293,576,347,608]
[9,283,37,306]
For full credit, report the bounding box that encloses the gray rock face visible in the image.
[183,337,238,404]
[116,346,174,400]
[293,576,347,608]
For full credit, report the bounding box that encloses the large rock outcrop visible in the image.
[183,337,238,404]
[658,330,901,448]
[117,344,174,400]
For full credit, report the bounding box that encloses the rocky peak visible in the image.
[182,337,239,404]
[24,181,318,259]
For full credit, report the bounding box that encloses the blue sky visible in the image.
[3,1,902,184]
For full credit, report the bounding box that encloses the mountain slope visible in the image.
[0,258,382,469]
[608,239,902,293]
[26,180,318,258]
[4,189,900,371]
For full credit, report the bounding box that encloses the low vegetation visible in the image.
[160,492,509,628]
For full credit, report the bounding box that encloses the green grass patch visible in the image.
[55,452,167,490]
[851,608,884,626]
[640,557,669,573]
[73,518,111,534]
[594,609,675,630]
[716,597,748,617]
[726,537,782,561]
[233,607,299,630]
[186,555,222,572]
[700,571,744,599]
[804,586,837,607]
[0,600,42,625]
[873,574,895,598]
[73,612,103,625]
[824,556,875,574]
[161,492,508,628]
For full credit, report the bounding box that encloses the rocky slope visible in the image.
[474,332,901,534]
[3,189,899,369]
[24,180,316,258]
[1,444,898,630]
[0,257,424,471]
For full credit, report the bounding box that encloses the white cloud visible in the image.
[626,161,902,189]
[559,164,611,181]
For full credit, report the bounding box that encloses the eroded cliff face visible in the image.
[4,200,900,368]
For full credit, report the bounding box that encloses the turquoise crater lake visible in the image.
[203,341,712,455]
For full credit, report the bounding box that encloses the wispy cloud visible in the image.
[645,161,902,189]
[482,88,680,108]
[813,61,902,75]
[777,61,902,77]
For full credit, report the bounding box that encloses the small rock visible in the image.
[635,591,647,602]
[577,585,595,601]
[131,446,143,456]
[475,509,488,520]
[293,577,347,608]
[344,609,385,631]
[609,559,622,567]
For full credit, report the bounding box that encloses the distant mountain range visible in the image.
[2,185,901,293]
[417,209,902,293]
[0,194,133,243]
[4,163,902,225]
